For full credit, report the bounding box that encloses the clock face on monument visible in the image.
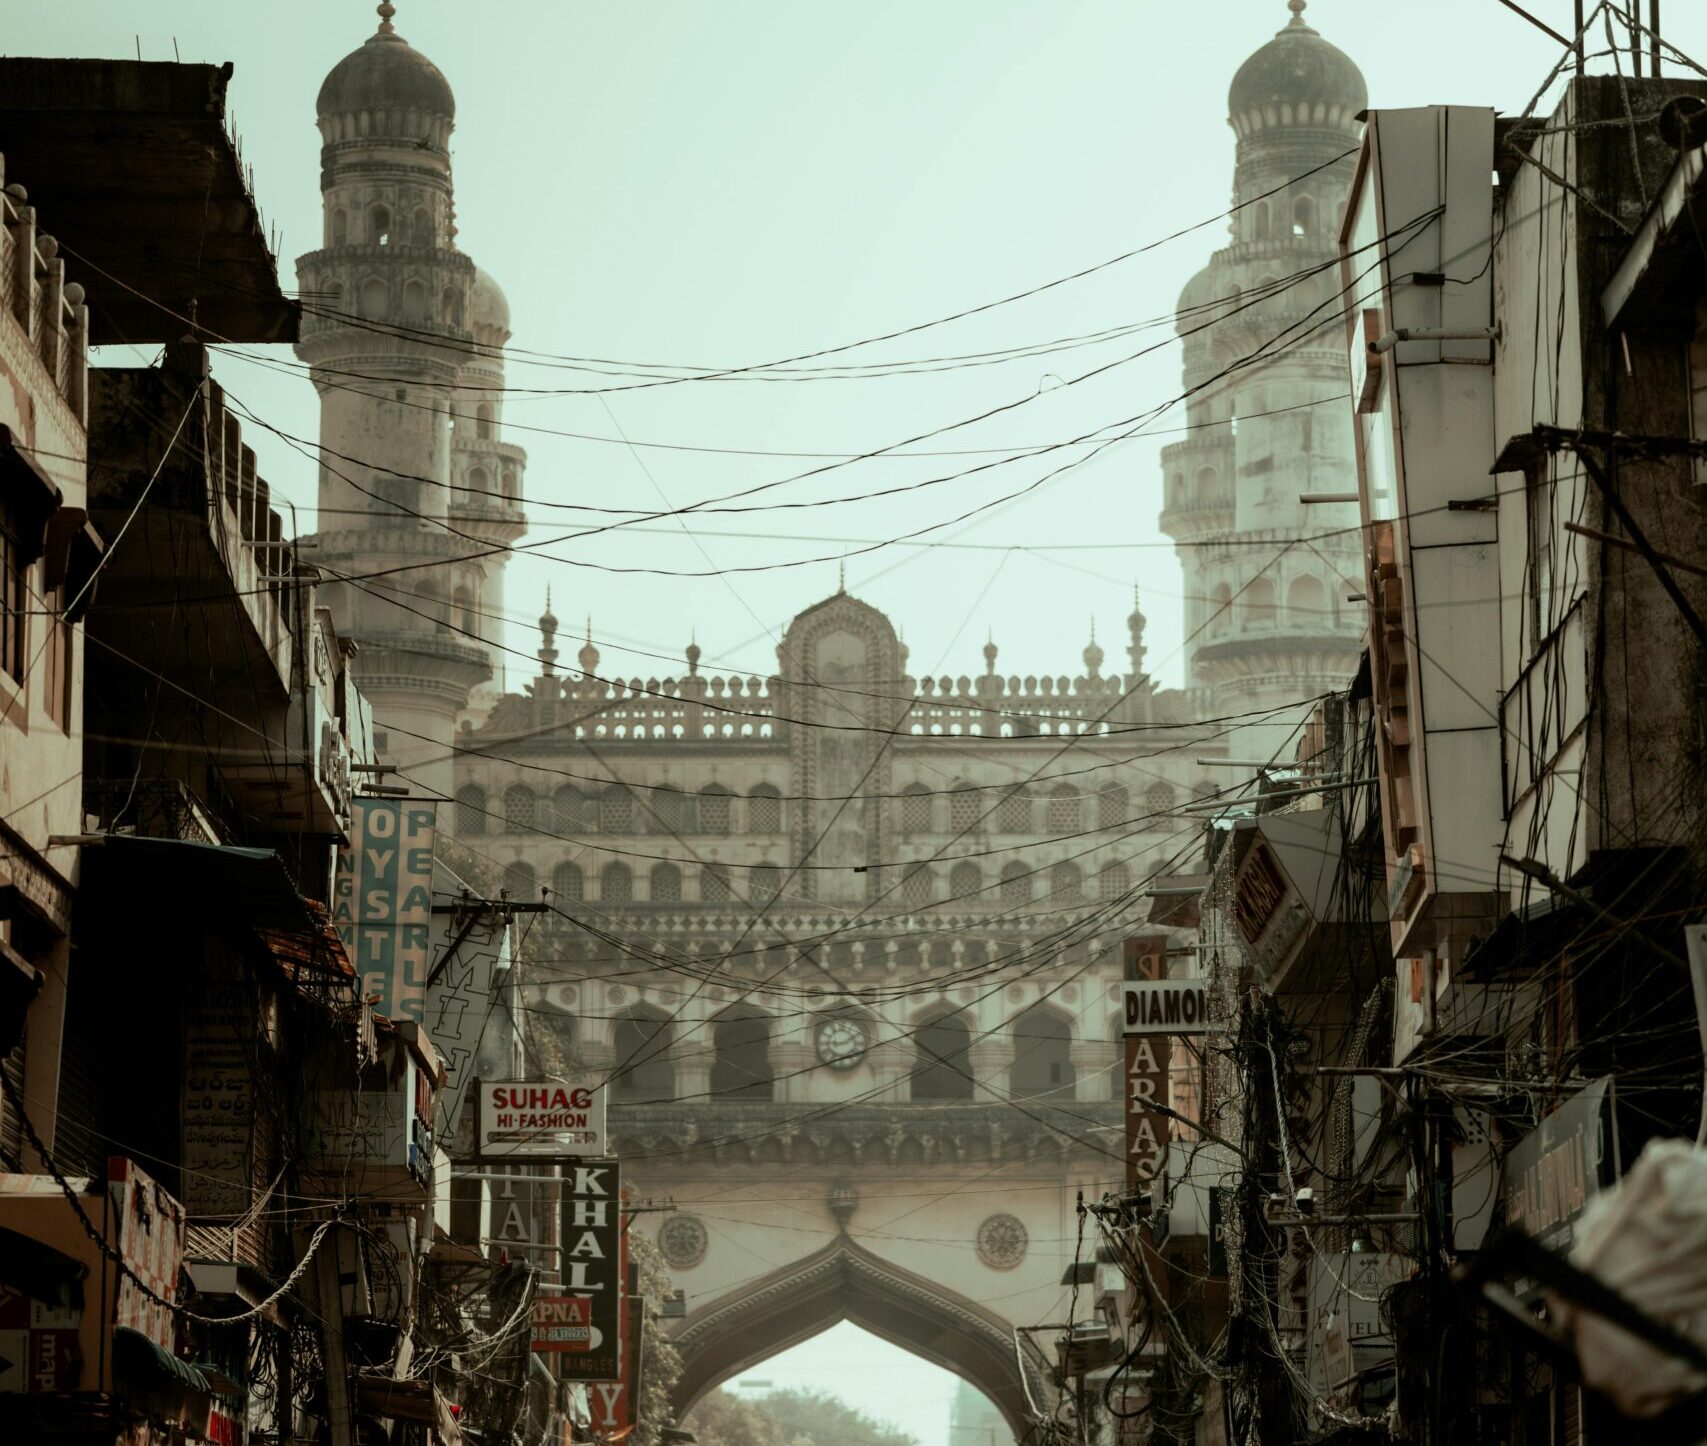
[815,1016,869,1070]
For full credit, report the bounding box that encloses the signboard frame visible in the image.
[553,1159,623,1383]
[1122,980,1209,1036]
[478,1077,608,1162]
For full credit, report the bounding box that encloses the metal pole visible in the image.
[1576,1,1586,75]
[315,1225,357,1446]
[1652,0,1662,75]
[1631,1,1644,76]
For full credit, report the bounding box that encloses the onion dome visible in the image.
[1228,1,1366,133]
[1176,261,1225,334]
[578,619,600,677]
[470,266,511,338]
[317,3,455,123]
[1083,622,1105,678]
[537,589,559,674]
[686,638,702,675]
[983,634,999,676]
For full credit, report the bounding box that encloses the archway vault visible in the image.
[671,1234,1048,1438]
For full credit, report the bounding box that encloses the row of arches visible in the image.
[594,1005,1077,1104]
[329,201,436,250]
[897,780,1178,834]
[501,857,1132,908]
[459,782,784,838]
[1204,574,1335,633]
[1245,193,1347,242]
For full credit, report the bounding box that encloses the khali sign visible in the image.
[332,798,436,1022]
[555,1160,623,1383]
[480,1079,607,1160]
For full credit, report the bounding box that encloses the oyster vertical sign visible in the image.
[332,797,436,1022]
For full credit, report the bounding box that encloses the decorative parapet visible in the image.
[0,161,89,423]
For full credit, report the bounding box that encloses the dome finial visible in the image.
[1083,618,1105,678]
[1286,0,1307,25]
[538,588,560,676]
[377,1,397,35]
[578,617,600,678]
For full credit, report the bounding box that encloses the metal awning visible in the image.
[112,1326,213,1396]
[0,60,297,345]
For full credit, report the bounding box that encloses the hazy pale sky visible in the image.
[13,2,1707,1437]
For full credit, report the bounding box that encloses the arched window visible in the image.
[1098,862,1132,901]
[949,861,982,899]
[599,787,634,834]
[417,581,448,632]
[1046,785,1082,834]
[1252,199,1270,239]
[503,784,536,832]
[359,276,389,318]
[502,466,518,499]
[747,784,782,833]
[650,862,682,903]
[899,783,932,834]
[996,786,1033,834]
[505,860,536,899]
[402,278,428,321]
[700,864,732,903]
[552,861,584,902]
[1098,784,1127,829]
[651,788,690,837]
[455,785,486,835]
[1209,582,1234,632]
[1000,861,1032,902]
[369,204,392,246]
[453,584,474,633]
[750,864,782,904]
[698,784,732,836]
[911,1013,973,1101]
[553,786,592,833]
[1292,194,1317,237]
[903,867,935,907]
[1288,574,1327,626]
[612,1007,674,1102]
[1243,576,1276,628]
[710,1006,773,1100]
[330,208,348,246]
[1050,861,1083,902]
[411,206,433,247]
[476,403,493,440]
[1010,1007,1076,1101]
[600,862,633,903]
[1145,781,1177,816]
[442,287,462,326]
[948,786,979,832]
[468,465,492,497]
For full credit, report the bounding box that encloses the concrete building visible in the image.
[1159,0,1367,762]
[297,0,526,800]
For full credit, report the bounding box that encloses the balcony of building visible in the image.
[0,165,89,423]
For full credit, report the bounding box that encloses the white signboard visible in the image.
[479,1079,607,1160]
[1122,981,1209,1036]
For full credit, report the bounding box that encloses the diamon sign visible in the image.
[1122,981,1209,1035]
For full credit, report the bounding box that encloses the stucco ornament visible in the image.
[659,1214,709,1269]
[975,1213,1028,1270]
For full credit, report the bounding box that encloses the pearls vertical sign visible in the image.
[1123,935,1171,1192]
[333,797,437,1021]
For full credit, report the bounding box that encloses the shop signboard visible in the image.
[1502,1076,1619,1256]
[1122,981,1209,1035]
[480,1078,607,1161]
[554,1160,623,1382]
[1124,936,1171,1191]
[332,798,436,1022]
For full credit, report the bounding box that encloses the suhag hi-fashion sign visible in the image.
[555,1159,623,1381]
[479,1078,607,1160]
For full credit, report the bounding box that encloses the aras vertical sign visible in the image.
[555,1159,622,1382]
[333,798,436,1021]
[1124,936,1171,1192]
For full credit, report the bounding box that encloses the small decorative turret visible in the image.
[983,633,999,677]
[538,587,559,675]
[686,635,702,676]
[1127,586,1148,680]
[1083,620,1104,679]
[578,618,600,678]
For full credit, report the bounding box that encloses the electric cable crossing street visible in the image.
[3,4,1707,1446]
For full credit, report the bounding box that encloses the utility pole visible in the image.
[314,1222,356,1446]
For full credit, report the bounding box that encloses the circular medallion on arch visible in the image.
[659,1214,709,1269]
[976,1213,1028,1271]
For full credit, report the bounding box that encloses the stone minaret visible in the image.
[297,2,518,795]
[1159,0,1365,759]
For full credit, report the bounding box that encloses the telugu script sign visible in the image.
[480,1079,608,1160]
[332,798,436,1022]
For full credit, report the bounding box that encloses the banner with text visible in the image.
[1123,980,1209,1036]
[480,1078,607,1160]
[554,1159,623,1382]
[1124,936,1171,1192]
[332,798,436,1021]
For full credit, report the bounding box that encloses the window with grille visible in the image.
[1098,863,1130,902]
[903,867,934,906]
[750,864,782,902]
[601,862,633,902]
[506,861,536,899]
[652,788,691,836]
[600,787,634,833]
[900,784,932,833]
[949,861,982,899]
[996,787,1032,833]
[552,862,584,901]
[553,787,592,833]
[1144,781,1177,817]
[1050,862,1083,902]
[748,785,782,833]
[701,865,732,902]
[1046,786,1081,833]
[948,787,980,832]
[1000,862,1032,902]
[698,786,732,835]
[1097,784,1127,829]
[503,786,536,832]
[455,786,487,835]
[651,863,682,902]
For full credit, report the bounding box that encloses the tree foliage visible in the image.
[685,1387,918,1446]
